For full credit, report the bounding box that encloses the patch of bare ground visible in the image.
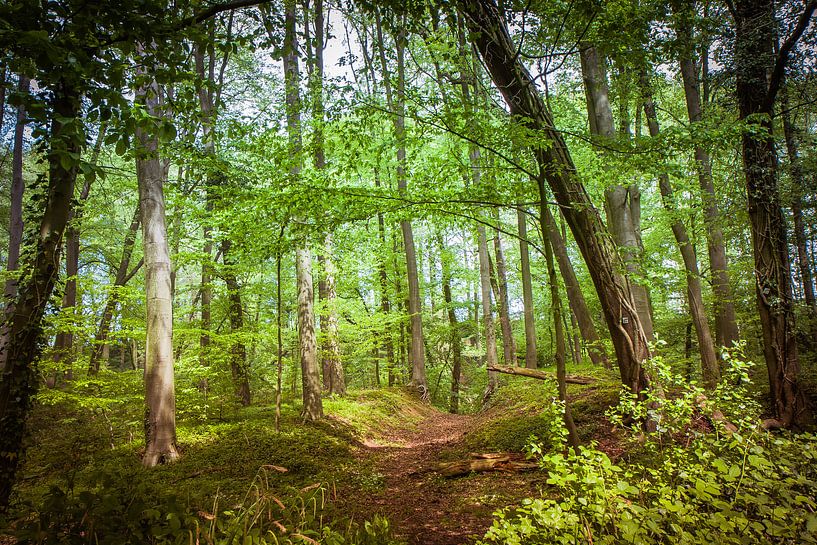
[338,410,547,545]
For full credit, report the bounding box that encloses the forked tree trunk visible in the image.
[136,67,179,467]
[733,0,812,428]
[89,206,141,374]
[0,80,79,511]
[517,209,538,369]
[580,45,654,342]
[674,1,740,349]
[457,0,652,396]
[640,71,720,387]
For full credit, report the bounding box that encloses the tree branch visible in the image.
[765,0,817,111]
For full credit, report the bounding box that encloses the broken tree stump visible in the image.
[436,452,539,478]
[488,365,595,385]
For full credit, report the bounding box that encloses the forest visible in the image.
[0,0,816,542]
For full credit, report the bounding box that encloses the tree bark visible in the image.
[457,0,651,397]
[3,76,29,302]
[733,0,812,428]
[674,3,740,349]
[318,237,345,395]
[517,209,538,369]
[0,80,79,511]
[89,206,142,374]
[478,225,500,400]
[221,239,251,405]
[640,71,720,387]
[136,66,179,467]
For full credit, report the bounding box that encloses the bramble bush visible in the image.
[480,347,817,544]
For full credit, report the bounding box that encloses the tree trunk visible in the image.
[376,179,396,386]
[457,0,651,397]
[89,206,141,374]
[136,69,179,467]
[221,239,251,405]
[438,233,462,413]
[319,237,345,395]
[733,0,812,428]
[640,71,720,387]
[0,80,79,511]
[580,45,654,342]
[780,89,817,337]
[517,209,538,369]
[543,214,580,448]
[3,76,29,302]
[543,206,608,367]
[478,225,500,400]
[675,3,740,349]
[285,0,323,420]
[374,9,427,394]
[493,211,517,366]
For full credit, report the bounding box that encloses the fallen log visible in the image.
[488,365,595,385]
[437,453,539,478]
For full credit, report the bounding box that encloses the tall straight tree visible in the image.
[517,209,537,369]
[135,65,179,467]
[457,0,652,396]
[3,76,29,302]
[673,0,740,349]
[437,232,462,413]
[492,210,517,365]
[639,70,719,387]
[284,0,322,420]
[731,0,815,428]
[374,8,427,394]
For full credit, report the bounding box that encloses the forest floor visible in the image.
[338,409,545,545]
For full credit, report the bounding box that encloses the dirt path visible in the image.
[342,410,543,545]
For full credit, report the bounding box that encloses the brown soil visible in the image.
[338,410,546,545]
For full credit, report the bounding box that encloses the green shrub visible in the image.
[480,348,817,544]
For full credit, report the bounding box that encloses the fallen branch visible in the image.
[437,452,539,478]
[488,365,595,384]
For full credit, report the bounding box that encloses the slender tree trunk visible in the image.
[0,81,80,511]
[517,209,538,369]
[136,66,179,467]
[543,207,608,367]
[221,240,251,405]
[319,237,345,395]
[89,207,141,374]
[493,211,517,365]
[285,0,323,420]
[478,225,500,401]
[376,179,396,386]
[458,0,652,397]
[640,71,720,387]
[733,0,812,428]
[675,3,740,348]
[543,218,580,448]
[438,233,462,413]
[374,9,427,394]
[780,90,817,335]
[3,76,30,302]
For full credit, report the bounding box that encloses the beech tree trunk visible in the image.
[221,240,251,405]
[438,234,462,413]
[457,0,652,396]
[517,209,538,369]
[733,0,812,428]
[0,80,79,511]
[640,71,720,387]
[136,70,179,467]
[674,2,740,349]
[89,206,142,374]
[285,0,323,420]
[3,76,29,302]
[580,45,654,342]
[493,212,517,366]
[318,239,345,395]
[478,225,500,400]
